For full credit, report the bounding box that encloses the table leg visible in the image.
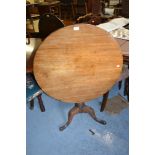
[124,77,129,101]
[59,103,106,131]
[118,81,122,90]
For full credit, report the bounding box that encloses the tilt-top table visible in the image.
[33,24,123,131]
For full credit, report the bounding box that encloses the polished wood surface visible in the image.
[33,24,123,103]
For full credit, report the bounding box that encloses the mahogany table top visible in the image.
[33,24,123,103]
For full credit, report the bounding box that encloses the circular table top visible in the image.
[33,24,123,103]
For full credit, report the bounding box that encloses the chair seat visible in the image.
[26,73,42,102]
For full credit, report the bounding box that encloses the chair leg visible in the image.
[118,80,122,90]
[30,99,34,110]
[100,91,109,112]
[37,94,45,112]
[124,77,129,101]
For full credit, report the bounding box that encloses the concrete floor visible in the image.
[26,82,129,155]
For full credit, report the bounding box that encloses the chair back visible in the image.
[26,4,35,32]
[38,13,65,38]
[26,5,33,20]
[37,3,53,16]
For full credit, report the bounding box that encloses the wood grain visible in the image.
[33,24,123,103]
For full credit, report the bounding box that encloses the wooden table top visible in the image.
[33,24,123,103]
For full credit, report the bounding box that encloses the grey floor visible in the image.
[26,82,129,155]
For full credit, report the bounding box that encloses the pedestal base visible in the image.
[59,103,106,131]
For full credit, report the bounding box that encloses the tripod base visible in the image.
[59,103,106,131]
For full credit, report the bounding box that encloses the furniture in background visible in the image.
[26,73,45,112]
[26,0,30,4]
[37,2,53,16]
[26,2,40,19]
[85,0,103,15]
[26,13,64,40]
[76,0,117,25]
[26,1,41,32]
[26,1,62,34]
[113,3,122,16]
[100,62,129,111]
[26,4,36,32]
[100,38,129,111]
[33,24,123,131]
[72,0,87,17]
[60,0,75,19]
[111,0,129,17]
[60,0,87,20]
[38,1,61,18]
[38,12,64,38]
[26,37,45,112]
[104,0,110,7]
[122,0,129,18]
[116,38,129,102]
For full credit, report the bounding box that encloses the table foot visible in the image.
[59,103,106,131]
[59,104,80,131]
[87,107,107,125]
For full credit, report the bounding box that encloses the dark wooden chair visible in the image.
[100,58,129,112]
[26,73,45,112]
[26,13,65,40]
[26,36,45,112]
[38,13,64,38]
